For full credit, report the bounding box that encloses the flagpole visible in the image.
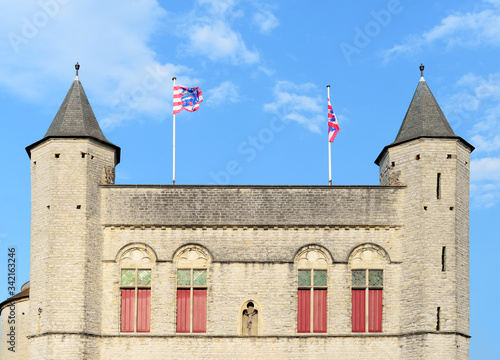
[172,77,176,185]
[327,85,332,186]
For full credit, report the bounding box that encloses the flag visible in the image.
[173,86,203,114]
[328,98,340,143]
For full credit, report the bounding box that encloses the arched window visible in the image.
[119,245,155,333]
[348,244,390,333]
[174,245,211,334]
[295,245,332,333]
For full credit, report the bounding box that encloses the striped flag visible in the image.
[328,98,340,142]
[173,86,203,114]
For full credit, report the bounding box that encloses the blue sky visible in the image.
[0,0,499,357]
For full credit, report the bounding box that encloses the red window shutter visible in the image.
[193,289,207,333]
[313,289,327,333]
[368,289,383,332]
[137,289,151,333]
[120,289,135,332]
[352,289,365,332]
[177,289,190,333]
[297,289,311,333]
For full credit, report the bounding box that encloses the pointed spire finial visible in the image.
[420,63,424,78]
[75,62,80,78]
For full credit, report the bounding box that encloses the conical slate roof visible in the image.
[44,77,110,143]
[26,74,120,163]
[375,73,473,165]
[391,78,455,146]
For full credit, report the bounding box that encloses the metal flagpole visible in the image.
[172,77,176,185]
[327,85,332,185]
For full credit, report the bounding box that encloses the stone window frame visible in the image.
[295,245,333,334]
[117,244,156,334]
[348,243,390,334]
[173,244,212,334]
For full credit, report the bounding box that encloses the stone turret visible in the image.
[25,64,119,359]
[376,65,473,359]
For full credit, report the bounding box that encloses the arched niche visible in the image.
[238,300,263,336]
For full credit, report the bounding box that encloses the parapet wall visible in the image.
[101,185,405,226]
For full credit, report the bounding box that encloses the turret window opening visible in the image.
[437,173,441,199]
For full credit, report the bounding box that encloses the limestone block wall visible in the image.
[100,226,403,336]
[28,138,116,358]
[0,300,29,360]
[101,186,404,227]
[378,138,470,359]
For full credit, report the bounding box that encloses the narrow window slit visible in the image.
[442,247,446,271]
[76,205,81,209]
[436,307,441,331]
[391,162,395,167]
[436,173,441,199]
[415,154,420,160]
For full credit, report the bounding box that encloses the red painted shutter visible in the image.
[368,289,383,332]
[313,289,327,333]
[137,289,151,333]
[193,289,207,333]
[120,289,135,332]
[297,289,311,333]
[177,289,190,333]
[352,289,365,332]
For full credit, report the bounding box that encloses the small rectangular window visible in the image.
[436,307,441,331]
[437,173,441,199]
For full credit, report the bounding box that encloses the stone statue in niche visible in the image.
[242,302,258,335]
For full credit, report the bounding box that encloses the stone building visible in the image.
[0,65,472,359]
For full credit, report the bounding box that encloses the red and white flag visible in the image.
[328,98,340,142]
[173,86,203,114]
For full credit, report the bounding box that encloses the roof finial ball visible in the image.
[75,62,80,78]
[420,63,424,79]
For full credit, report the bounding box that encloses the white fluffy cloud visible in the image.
[174,0,281,65]
[443,71,500,208]
[471,157,500,208]
[205,81,240,107]
[263,81,323,133]
[0,0,198,129]
[383,1,500,61]
[253,9,279,34]
[181,21,259,64]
